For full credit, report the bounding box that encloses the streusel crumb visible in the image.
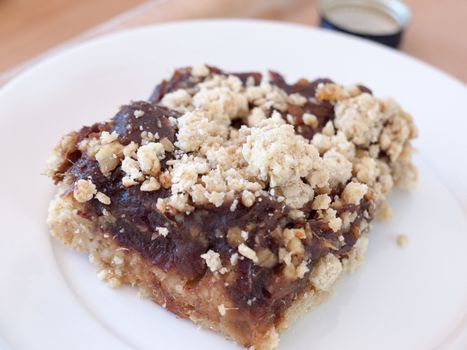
[73,179,97,203]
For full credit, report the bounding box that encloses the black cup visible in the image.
[319,0,411,48]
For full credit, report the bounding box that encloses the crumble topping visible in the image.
[160,89,192,112]
[245,82,288,111]
[311,194,331,210]
[242,114,319,205]
[73,179,97,203]
[287,93,307,106]
[136,142,165,175]
[278,228,311,280]
[192,64,210,77]
[201,249,225,273]
[66,73,415,221]
[342,182,368,205]
[296,261,310,279]
[309,253,343,291]
[121,157,143,187]
[100,131,119,144]
[95,142,123,174]
[323,208,343,232]
[140,177,161,192]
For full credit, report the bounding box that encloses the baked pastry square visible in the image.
[47,65,417,349]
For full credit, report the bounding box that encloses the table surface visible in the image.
[0,0,466,85]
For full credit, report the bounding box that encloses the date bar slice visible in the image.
[47,65,417,349]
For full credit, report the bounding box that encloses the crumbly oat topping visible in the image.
[140,177,161,192]
[324,208,343,232]
[123,142,138,158]
[69,73,414,220]
[121,157,143,187]
[342,182,368,205]
[246,82,288,111]
[287,93,307,106]
[309,253,343,291]
[100,131,119,144]
[277,228,312,280]
[192,64,210,77]
[311,194,331,210]
[73,179,97,203]
[241,113,324,208]
[137,142,164,175]
[95,142,123,174]
[296,260,310,279]
[201,249,224,273]
[161,89,193,112]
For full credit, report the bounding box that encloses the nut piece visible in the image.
[160,137,175,153]
[133,110,145,118]
[95,143,123,173]
[230,253,239,266]
[95,192,111,205]
[121,157,143,187]
[315,83,348,101]
[201,249,223,272]
[324,208,343,232]
[123,142,138,158]
[73,179,97,203]
[342,182,368,205]
[287,93,307,106]
[137,142,164,176]
[140,177,161,192]
[256,248,277,268]
[238,243,258,263]
[296,260,310,279]
[100,131,118,144]
[156,227,169,237]
[309,253,343,291]
[311,194,331,210]
[241,190,256,207]
[192,64,210,77]
[303,113,318,128]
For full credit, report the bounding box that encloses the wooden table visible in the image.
[0,0,466,85]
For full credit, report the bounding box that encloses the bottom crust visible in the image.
[48,192,368,350]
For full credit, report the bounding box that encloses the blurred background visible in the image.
[0,0,466,84]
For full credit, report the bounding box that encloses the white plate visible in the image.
[0,19,466,350]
